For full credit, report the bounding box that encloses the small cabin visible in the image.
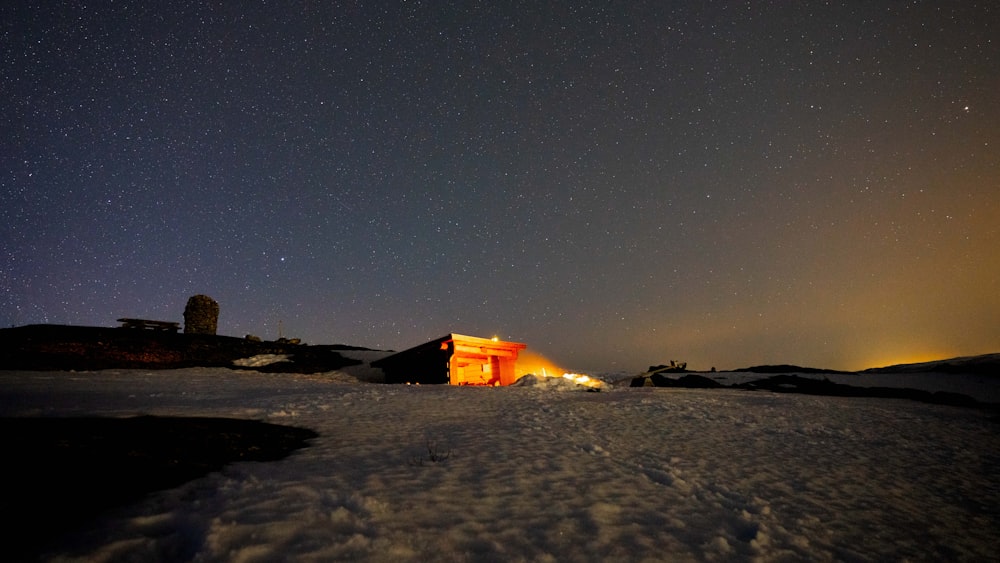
[372,333,527,386]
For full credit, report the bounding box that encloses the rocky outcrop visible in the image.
[184,294,219,335]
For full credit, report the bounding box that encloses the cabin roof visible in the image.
[371,333,525,365]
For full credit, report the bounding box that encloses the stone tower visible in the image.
[183,294,219,335]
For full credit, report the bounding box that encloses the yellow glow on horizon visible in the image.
[858,350,958,370]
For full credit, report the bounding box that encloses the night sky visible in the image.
[3,2,998,373]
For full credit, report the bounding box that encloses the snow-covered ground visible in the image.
[1,364,998,562]
[703,371,1000,404]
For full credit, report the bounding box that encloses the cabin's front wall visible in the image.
[448,340,523,386]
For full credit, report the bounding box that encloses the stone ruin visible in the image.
[183,294,219,335]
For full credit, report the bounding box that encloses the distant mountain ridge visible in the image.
[733,364,853,375]
[732,354,1000,377]
[861,353,1000,376]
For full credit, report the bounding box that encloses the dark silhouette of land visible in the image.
[733,364,853,375]
[0,324,372,373]
[631,355,1000,407]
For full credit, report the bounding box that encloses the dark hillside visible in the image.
[733,364,854,375]
[0,324,367,373]
[861,354,1000,377]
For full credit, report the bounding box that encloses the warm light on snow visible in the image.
[515,350,603,389]
[561,372,602,388]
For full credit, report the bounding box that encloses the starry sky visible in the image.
[3,1,998,373]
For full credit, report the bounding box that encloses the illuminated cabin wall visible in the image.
[373,334,526,386]
[448,343,519,386]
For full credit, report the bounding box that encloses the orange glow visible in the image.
[515,350,565,378]
[515,350,603,389]
[861,350,958,370]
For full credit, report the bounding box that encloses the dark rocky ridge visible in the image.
[632,355,1000,408]
[0,324,372,373]
[733,364,854,375]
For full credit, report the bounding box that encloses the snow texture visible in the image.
[231,354,292,367]
[1,366,998,562]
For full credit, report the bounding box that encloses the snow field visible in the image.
[1,369,997,562]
